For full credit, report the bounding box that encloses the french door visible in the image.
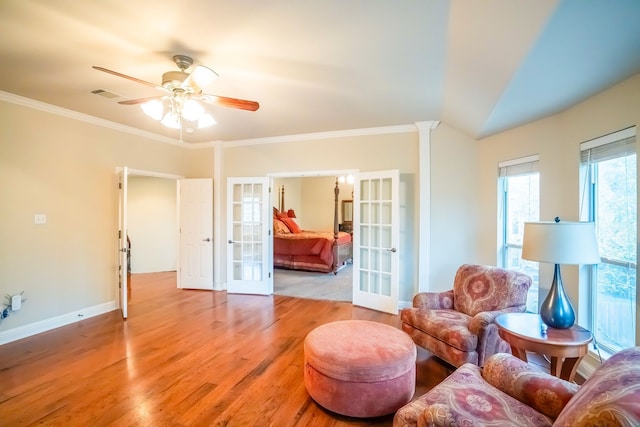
[226,177,272,295]
[353,170,399,314]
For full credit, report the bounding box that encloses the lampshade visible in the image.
[287,209,296,218]
[522,221,600,265]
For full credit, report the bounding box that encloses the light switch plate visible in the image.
[34,214,47,224]
[11,295,21,311]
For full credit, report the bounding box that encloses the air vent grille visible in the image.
[91,89,120,99]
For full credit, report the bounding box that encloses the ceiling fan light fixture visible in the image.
[161,112,181,129]
[190,65,218,89]
[140,99,164,121]
[182,99,205,121]
[94,54,258,136]
[197,113,217,129]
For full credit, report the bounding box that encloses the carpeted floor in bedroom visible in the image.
[273,264,352,302]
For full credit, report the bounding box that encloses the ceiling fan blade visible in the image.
[118,96,163,105]
[200,94,260,111]
[93,66,169,93]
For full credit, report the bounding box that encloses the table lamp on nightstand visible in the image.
[522,218,600,329]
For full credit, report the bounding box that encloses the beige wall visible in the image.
[0,101,210,332]
[428,123,479,290]
[272,177,302,217]
[223,132,420,301]
[128,176,178,273]
[3,72,638,344]
[272,176,353,231]
[475,73,640,334]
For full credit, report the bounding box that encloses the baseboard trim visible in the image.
[398,299,412,309]
[577,348,606,380]
[0,301,118,345]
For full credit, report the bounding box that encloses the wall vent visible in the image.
[90,89,120,99]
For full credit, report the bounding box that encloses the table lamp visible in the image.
[522,218,600,329]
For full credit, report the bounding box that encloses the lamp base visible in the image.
[540,264,576,329]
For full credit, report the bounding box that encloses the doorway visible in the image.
[127,175,178,275]
[271,174,355,302]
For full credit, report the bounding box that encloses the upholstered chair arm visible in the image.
[482,353,579,419]
[470,308,526,366]
[412,290,454,310]
[468,308,517,335]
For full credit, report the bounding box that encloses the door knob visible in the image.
[203,238,211,242]
[387,247,397,253]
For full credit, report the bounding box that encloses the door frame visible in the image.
[115,168,184,317]
[267,169,359,297]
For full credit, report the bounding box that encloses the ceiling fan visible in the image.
[93,55,259,132]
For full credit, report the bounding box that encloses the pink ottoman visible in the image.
[304,320,417,418]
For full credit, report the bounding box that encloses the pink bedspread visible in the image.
[274,231,352,273]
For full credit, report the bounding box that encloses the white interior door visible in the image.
[117,167,128,319]
[353,170,399,314]
[178,179,213,289]
[226,177,272,295]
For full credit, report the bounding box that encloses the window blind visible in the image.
[498,155,540,177]
[580,127,636,164]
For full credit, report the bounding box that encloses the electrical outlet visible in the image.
[11,295,21,311]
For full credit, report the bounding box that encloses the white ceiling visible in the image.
[1,0,639,144]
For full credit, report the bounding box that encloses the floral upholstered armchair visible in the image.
[394,346,640,426]
[400,264,531,367]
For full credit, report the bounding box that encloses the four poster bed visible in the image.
[273,180,353,274]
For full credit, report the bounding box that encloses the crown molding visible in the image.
[1,91,438,149]
[222,124,421,148]
[0,90,184,147]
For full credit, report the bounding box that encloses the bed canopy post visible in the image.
[279,185,285,213]
[333,178,340,274]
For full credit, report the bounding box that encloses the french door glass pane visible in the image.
[381,273,391,296]
[232,182,264,281]
[380,178,392,200]
[360,270,368,291]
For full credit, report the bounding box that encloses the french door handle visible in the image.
[203,238,211,242]
[387,247,397,253]
[228,240,234,244]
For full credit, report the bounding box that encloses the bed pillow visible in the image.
[280,217,302,233]
[274,219,290,234]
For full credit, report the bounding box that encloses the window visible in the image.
[581,127,637,354]
[498,156,540,313]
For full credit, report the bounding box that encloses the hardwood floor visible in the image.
[0,272,453,426]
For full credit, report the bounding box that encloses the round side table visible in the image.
[495,312,593,382]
